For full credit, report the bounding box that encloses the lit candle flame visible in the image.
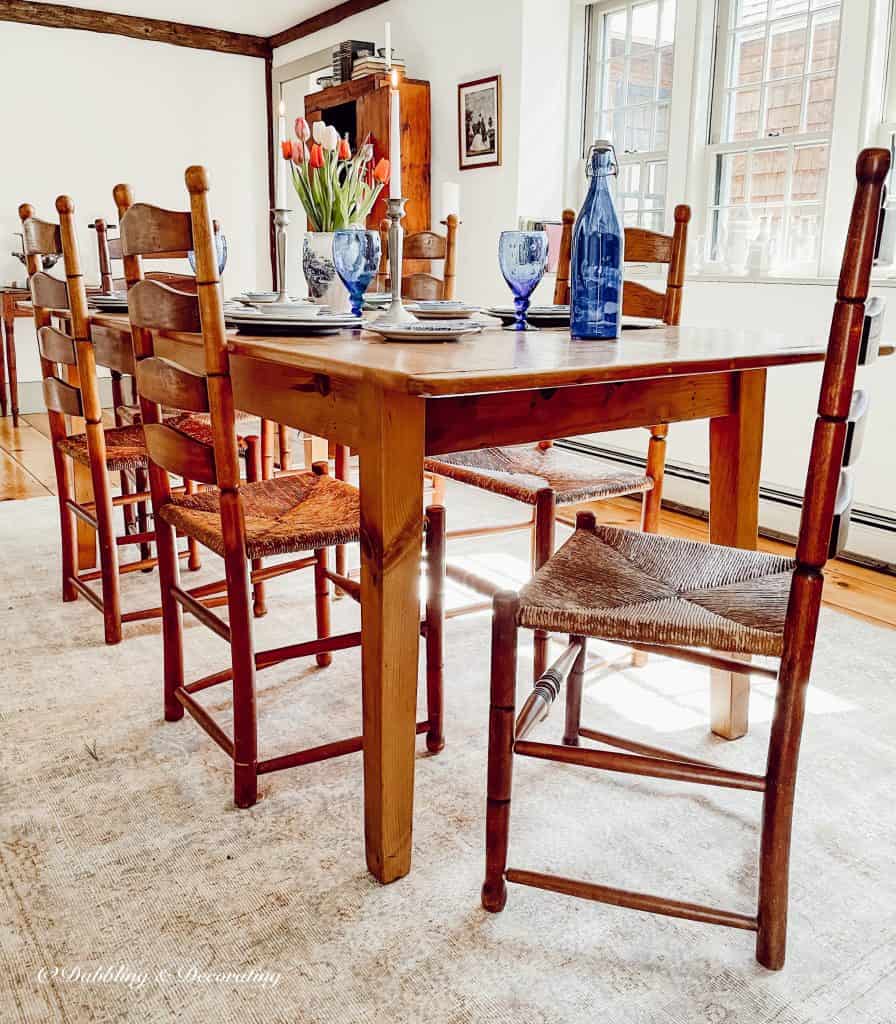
[391,68,399,90]
[278,99,285,116]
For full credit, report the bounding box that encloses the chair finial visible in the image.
[113,184,134,216]
[55,195,75,215]
[856,147,890,186]
[185,165,210,194]
[18,203,34,223]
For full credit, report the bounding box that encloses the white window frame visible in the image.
[579,0,689,235]
[704,0,843,278]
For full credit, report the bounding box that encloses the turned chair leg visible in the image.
[277,423,291,471]
[119,469,136,536]
[225,542,259,809]
[155,508,185,723]
[313,547,333,668]
[756,573,817,970]
[482,591,520,913]
[134,466,152,568]
[641,424,668,534]
[57,450,78,602]
[531,489,556,680]
[424,504,446,753]
[183,478,203,571]
[562,635,587,745]
[244,436,267,618]
[431,473,446,505]
[261,419,276,481]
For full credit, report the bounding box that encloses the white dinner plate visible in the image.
[366,320,483,342]
[406,302,479,320]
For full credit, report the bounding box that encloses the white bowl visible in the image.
[250,301,319,317]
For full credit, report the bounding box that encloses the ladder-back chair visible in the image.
[18,197,211,643]
[425,205,690,678]
[480,150,887,970]
[376,215,459,299]
[118,165,446,808]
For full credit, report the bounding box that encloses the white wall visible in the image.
[1,21,270,384]
[274,0,526,307]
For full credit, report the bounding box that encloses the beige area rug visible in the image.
[1,490,895,1024]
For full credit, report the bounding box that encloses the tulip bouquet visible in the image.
[283,117,390,232]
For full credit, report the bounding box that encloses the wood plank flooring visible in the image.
[2,414,894,629]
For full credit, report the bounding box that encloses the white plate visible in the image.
[487,304,570,316]
[406,302,479,320]
[249,302,319,318]
[366,320,483,342]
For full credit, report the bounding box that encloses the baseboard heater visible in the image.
[556,438,896,576]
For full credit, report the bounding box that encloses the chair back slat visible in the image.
[43,376,84,417]
[108,236,123,260]
[137,356,209,413]
[92,323,136,375]
[378,214,459,300]
[145,271,199,293]
[403,231,447,260]
[119,203,193,258]
[794,148,888,571]
[554,204,690,325]
[402,274,444,301]
[128,279,202,333]
[38,326,77,366]
[30,272,69,310]
[624,227,673,264]
[143,422,217,485]
[620,279,666,320]
[22,217,62,256]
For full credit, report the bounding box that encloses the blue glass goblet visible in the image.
[187,231,228,276]
[498,230,549,331]
[333,229,382,317]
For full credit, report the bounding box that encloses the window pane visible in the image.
[737,0,768,27]
[732,30,765,87]
[768,19,807,80]
[765,79,803,135]
[631,1,659,46]
[647,160,667,194]
[659,0,676,45]
[809,10,839,71]
[658,46,674,99]
[786,205,822,264]
[750,148,788,203]
[717,152,748,204]
[619,163,641,192]
[642,210,665,231]
[626,105,653,151]
[791,143,828,201]
[730,87,761,139]
[604,56,626,108]
[770,0,808,16]
[628,49,658,104]
[654,103,670,149]
[604,9,628,57]
[805,73,834,132]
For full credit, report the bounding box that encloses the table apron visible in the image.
[423,371,737,455]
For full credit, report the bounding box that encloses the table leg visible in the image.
[359,382,425,883]
[3,310,18,425]
[708,368,766,739]
[0,313,8,419]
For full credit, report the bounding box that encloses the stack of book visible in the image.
[332,40,375,85]
[352,55,407,80]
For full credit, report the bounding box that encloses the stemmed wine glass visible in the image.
[498,230,549,331]
[333,229,382,317]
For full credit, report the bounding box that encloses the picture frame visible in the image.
[458,75,502,171]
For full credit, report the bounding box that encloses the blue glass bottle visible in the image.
[570,141,624,339]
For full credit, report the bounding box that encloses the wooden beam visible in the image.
[268,0,389,50]
[0,1,271,58]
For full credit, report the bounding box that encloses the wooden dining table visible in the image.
[83,312,849,884]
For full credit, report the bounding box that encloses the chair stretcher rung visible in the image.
[514,740,766,792]
[505,869,758,932]
[577,728,721,770]
[257,720,431,775]
[172,586,231,642]
[444,562,504,598]
[175,689,234,758]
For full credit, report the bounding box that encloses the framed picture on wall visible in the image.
[458,75,502,171]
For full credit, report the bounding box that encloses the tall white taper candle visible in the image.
[384,22,392,68]
[276,99,288,208]
[389,69,402,199]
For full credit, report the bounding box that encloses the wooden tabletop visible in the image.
[86,313,853,397]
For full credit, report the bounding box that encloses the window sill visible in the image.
[687,271,896,288]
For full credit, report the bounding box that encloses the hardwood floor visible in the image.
[1,413,893,629]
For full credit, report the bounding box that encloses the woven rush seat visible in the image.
[116,403,260,445]
[158,472,360,559]
[423,444,652,505]
[518,523,797,657]
[57,415,219,472]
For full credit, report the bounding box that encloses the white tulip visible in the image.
[323,125,340,151]
[312,120,326,144]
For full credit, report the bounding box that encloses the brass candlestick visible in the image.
[375,197,418,327]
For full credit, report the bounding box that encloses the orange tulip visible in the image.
[309,143,325,170]
[373,158,391,184]
[281,140,293,160]
[338,136,351,161]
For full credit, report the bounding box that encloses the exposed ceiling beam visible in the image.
[268,0,389,50]
[0,1,271,58]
